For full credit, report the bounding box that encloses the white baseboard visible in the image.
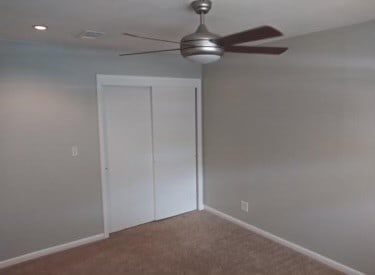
[0,233,106,269]
[204,205,364,275]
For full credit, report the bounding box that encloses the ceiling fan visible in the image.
[120,0,288,64]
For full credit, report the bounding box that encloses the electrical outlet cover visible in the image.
[241,200,249,212]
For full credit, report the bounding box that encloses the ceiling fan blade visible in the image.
[214,26,283,47]
[119,48,182,56]
[123,32,180,44]
[225,46,288,55]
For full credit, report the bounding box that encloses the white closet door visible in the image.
[103,85,154,233]
[152,86,197,220]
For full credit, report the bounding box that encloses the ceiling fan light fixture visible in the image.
[186,54,221,64]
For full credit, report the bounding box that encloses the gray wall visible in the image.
[203,21,375,274]
[0,40,201,261]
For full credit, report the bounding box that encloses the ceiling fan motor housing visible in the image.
[180,24,224,60]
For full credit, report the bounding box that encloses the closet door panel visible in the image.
[152,86,197,220]
[103,85,154,232]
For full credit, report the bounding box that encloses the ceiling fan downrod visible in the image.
[191,0,211,24]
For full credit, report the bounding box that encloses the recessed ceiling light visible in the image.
[33,25,48,31]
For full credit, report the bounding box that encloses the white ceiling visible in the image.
[1,0,375,53]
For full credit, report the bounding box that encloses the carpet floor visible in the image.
[1,211,343,275]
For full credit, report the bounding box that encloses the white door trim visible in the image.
[96,75,203,238]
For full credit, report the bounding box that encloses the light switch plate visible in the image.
[72,146,79,157]
[241,200,248,212]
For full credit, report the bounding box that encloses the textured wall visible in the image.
[203,21,375,274]
[0,40,201,261]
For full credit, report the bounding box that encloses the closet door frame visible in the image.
[96,75,203,238]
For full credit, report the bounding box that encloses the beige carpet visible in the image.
[1,211,342,275]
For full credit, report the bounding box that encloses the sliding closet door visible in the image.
[102,86,154,233]
[152,86,197,220]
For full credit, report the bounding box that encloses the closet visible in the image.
[97,76,201,234]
